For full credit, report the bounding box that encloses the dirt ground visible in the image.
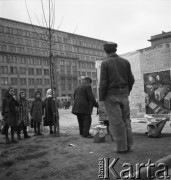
[0,108,171,180]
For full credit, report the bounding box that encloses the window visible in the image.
[28,68,34,75]
[0,66,8,74]
[61,79,65,90]
[44,78,50,85]
[87,72,91,77]
[1,77,8,85]
[92,72,96,78]
[19,67,26,74]
[20,78,26,85]
[67,79,72,90]
[28,78,35,85]
[36,68,42,75]
[82,72,86,76]
[10,67,17,74]
[11,78,18,85]
[44,69,49,75]
[29,89,35,99]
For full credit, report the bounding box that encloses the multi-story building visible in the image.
[0,17,106,106]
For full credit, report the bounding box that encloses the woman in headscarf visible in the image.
[1,87,19,144]
[17,91,31,140]
[44,89,59,135]
[30,91,44,136]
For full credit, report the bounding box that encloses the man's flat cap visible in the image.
[84,76,92,83]
[103,42,117,50]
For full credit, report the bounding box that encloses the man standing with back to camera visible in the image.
[99,42,135,153]
[72,76,98,138]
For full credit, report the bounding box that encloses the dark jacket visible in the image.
[30,98,44,123]
[1,92,19,127]
[44,96,59,124]
[72,82,98,115]
[99,53,135,101]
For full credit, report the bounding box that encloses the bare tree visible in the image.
[25,0,60,137]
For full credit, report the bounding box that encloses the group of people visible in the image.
[1,88,59,144]
[72,42,135,154]
[1,42,135,154]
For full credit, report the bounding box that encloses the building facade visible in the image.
[121,31,171,117]
[0,18,106,106]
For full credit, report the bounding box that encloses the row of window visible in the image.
[1,77,50,85]
[78,79,97,86]
[0,34,105,56]
[78,71,97,78]
[0,43,102,61]
[0,66,50,75]
[0,25,104,50]
[0,54,49,65]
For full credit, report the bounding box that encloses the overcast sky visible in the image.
[0,0,171,54]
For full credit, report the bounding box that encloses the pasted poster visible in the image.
[95,60,108,121]
[144,70,171,114]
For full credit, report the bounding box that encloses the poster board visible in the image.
[143,70,171,115]
[95,60,108,121]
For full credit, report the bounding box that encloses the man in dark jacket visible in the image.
[100,42,135,153]
[72,77,98,138]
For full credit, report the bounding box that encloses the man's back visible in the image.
[100,53,134,100]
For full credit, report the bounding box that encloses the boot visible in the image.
[34,123,37,136]
[11,128,18,143]
[24,132,31,138]
[23,126,31,138]
[11,135,18,143]
[17,133,22,140]
[37,123,44,135]
[5,134,11,144]
[49,125,54,134]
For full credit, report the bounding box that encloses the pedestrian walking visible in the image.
[17,91,31,140]
[72,77,98,138]
[1,87,19,144]
[30,91,44,136]
[99,42,135,153]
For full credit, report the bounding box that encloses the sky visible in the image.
[0,0,171,54]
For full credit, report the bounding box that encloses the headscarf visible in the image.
[46,89,52,98]
[4,87,14,97]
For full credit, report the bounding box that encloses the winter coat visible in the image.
[30,98,44,123]
[18,98,29,126]
[44,97,59,125]
[1,94,19,128]
[72,82,98,115]
[99,53,135,101]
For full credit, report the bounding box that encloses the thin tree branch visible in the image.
[41,0,48,28]
[73,24,78,34]
[57,16,64,30]
[25,0,48,43]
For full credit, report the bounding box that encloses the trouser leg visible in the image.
[104,95,128,151]
[4,123,10,142]
[49,124,54,134]
[34,122,37,134]
[11,127,17,142]
[37,122,43,135]
[82,114,92,137]
[37,122,40,133]
[77,114,84,135]
[121,95,133,149]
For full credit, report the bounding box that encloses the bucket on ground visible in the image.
[92,125,107,143]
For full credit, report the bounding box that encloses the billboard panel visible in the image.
[143,70,171,114]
